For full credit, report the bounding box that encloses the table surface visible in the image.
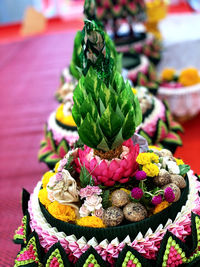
[0,31,76,266]
[0,26,200,266]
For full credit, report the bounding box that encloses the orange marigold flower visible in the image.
[48,201,76,222]
[179,68,199,86]
[153,200,170,214]
[161,68,175,81]
[76,216,106,228]
[38,188,51,208]
[42,171,55,188]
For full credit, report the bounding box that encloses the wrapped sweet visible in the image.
[135,87,183,153]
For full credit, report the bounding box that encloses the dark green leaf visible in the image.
[84,67,100,102]
[74,138,84,149]
[102,190,110,209]
[63,155,74,173]
[78,113,101,149]
[179,164,190,176]
[73,78,85,106]
[118,88,133,116]
[99,104,122,140]
[72,105,81,127]
[110,129,124,150]
[99,98,106,116]
[96,136,109,151]
[112,71,125,94]
[122,110,136,140]
[132,94,142,127]
[80,94,98,121]
[80,166,94,188]
[99,83,117,110]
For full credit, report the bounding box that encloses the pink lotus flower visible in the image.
[75,139,139,186]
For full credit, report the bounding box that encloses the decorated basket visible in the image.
[135,87,183,153]
[125,57,159,94]
[38,95,79,169]
[116,32,162,65]
[158,68,200,121]
[14,19,200,267]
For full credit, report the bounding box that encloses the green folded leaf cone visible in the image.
[72,67,142,152]
[69,16,121,82]
[81,20,114,86]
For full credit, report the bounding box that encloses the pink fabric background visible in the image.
[0,32,75,266]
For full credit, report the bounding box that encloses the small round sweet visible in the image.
[103,207,124,227]
[153,169,171,186]
[162,183,181,202]
[170,174,186,189]
[111,190,129,207]
[160,149,173,157]
[123,202,147,222]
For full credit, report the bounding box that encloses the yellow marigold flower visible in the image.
[150,153,159,163]
[132,88,137,95]
[48,201,76,222]
[42,171,55,188]
[136,153,151,165]
[76,216,106,228]
[178,68,199,86]
[161,68,175,81]
[143,163,159,177]
[38,188,51,208]
[153,200,170,214]
[149,145,162,151]
[136,152,159,165]
[54,161,60,173]
[175,158,184,166]
[120,188,131,195]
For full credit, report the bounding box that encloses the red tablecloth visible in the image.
[0,31,199,266]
